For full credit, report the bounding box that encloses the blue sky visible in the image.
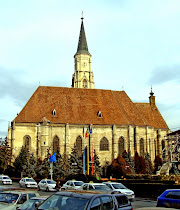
[0,0,180,138]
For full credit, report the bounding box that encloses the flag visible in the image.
[85,127,89,138]
[90,127,93,134]
[50,152,56,162]
[83,126,85,137]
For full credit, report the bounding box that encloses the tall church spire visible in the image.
[75,13,91,56]
[72,14,94,89]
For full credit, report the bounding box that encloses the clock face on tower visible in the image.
[82,62,87,67]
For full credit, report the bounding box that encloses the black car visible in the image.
[37,191,132,210]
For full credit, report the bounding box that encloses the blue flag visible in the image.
[50,152,56,162]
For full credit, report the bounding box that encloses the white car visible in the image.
[38,179,57,192]
[0,175,12,185]
[103,182,135,200]
[62,180,84,190]
[19,177,38,188]
[0,190,39,210]
[79,182,111,191]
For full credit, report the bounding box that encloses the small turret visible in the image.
[149,87,156,108]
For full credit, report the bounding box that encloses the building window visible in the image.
[118,136,125,156]
[23,135,31,151]
[140,138,144,156]
[97,110,102,118]
[76,136,82,153]
[53,136,60,153]
[52,109,56,116]
[100,137,109,151]
[83,79,87,88]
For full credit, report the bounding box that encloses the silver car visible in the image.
[62,180,84,190]
[38,179,57,192]
[19,178,38,188]
[103,182,135,200]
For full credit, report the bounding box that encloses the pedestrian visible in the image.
[56,180,61,191]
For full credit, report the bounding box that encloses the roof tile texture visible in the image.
[14,86,168,129]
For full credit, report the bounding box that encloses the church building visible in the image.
[8,16,170,167]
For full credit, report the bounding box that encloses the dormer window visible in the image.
[52,109,56,116]
[97,110,102,118]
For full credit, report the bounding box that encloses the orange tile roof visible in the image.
[14,86,169,129]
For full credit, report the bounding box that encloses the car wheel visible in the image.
[25,184,28,188]
[46,187,49,192]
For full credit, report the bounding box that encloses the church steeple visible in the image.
[75,13,91,56]
[72,14,94,89]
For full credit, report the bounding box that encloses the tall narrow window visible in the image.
[140,138,144,156]
[100,137,109,151]
[23,135,31,151]
[76,136,82,153]
[53,136,60,153]
[118,136,125,156]
[83,79,87,88]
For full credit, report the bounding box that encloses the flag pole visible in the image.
[83,137,85,175]
[87,137,89,175]
[83,126,85,175]
[92,143,93,175]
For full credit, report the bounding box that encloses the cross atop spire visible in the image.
[81,11,84,20]
[150,86,154,96]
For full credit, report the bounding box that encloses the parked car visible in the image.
[79,182,112,192]
[0,190,39,210]
[38,179,57,192]
[19,177,38,188]
[37,191,120,210]
[157,189,180,208]
[113,193,133,210]
[62,180,84,190]
[0,175,12,185]
[103,182,135,200]
[17,196,48,210]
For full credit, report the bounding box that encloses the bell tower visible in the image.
[72,14,95,89]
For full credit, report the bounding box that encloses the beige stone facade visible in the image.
[8,121,169,165]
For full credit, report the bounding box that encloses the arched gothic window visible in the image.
[100,137,109,151]
[140,138,144,156]
[23,135,31,151]
[76,136,82,153]
[53,136,60,153]
[118,136,125,156]
[83,79,87,88]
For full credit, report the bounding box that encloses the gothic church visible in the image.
[8,17,170,167]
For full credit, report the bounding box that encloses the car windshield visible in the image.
[0,193,19,203]
[3,177,10,180]
[94,185,110,190]
[38,194,89,210]
[19,198,44,210]
[112,183,127,189]
[26,179,36,182]
[74,181,84,186]
[47,180,56,184]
